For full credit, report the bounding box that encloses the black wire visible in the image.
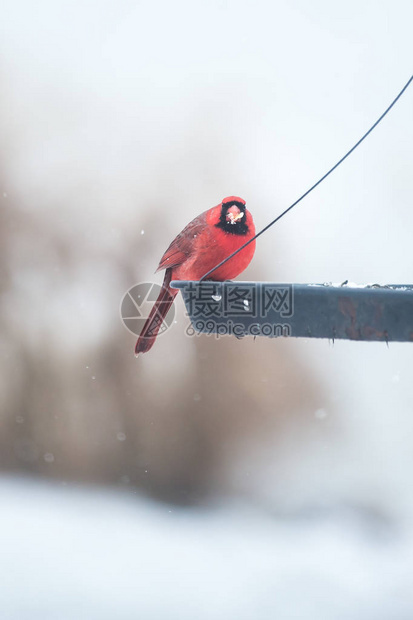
[200,74,413,282]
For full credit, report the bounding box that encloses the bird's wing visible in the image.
[156,210,208,272]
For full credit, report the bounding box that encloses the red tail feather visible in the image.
[135,269,178,356]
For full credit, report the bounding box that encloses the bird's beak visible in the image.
[226,206,245,224]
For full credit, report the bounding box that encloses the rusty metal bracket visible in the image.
[171,281,413,343]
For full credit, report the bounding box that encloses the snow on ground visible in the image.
[0,476,412,620]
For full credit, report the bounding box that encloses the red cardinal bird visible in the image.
[135,196,256,355]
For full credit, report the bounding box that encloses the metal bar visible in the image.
[171,281,413,343]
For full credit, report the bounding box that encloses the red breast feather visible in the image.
[159,199,255,281]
